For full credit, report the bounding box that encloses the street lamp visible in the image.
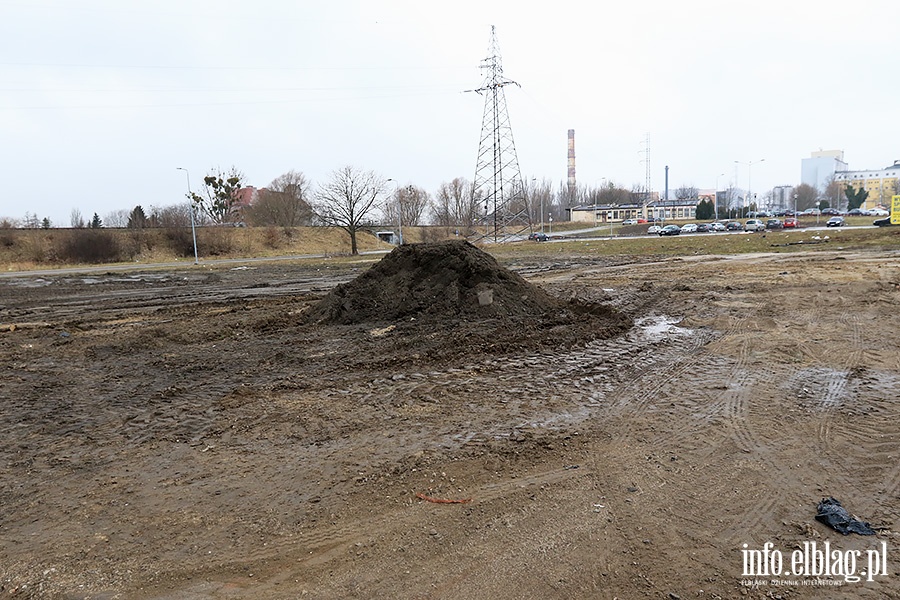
[714,172,725,220]
[175,167,199,265]
[735,159,765,216]
[532,177,542,234]
[387,178,403,245]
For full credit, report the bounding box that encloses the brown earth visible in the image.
[1,245,900,599]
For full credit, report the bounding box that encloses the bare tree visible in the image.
[431,178,479,231]
[675,185,699,202]
[592,181,633,206]
[22,212,41,229]
[525,178,553,226]
[823,177,843,211]
[70,208,85,228]
[190,166,245,224]
[385,184,429,229]
[104,209,130,228]
[792,183,819,212]
[245,170,313,227]
[150,203,194,228]
[558,180,585,210]
[314,166,387,255]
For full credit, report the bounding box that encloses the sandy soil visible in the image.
[2,247,900,599]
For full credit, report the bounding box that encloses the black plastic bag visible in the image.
[815,497,875,535]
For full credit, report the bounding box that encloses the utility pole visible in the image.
[467,26,530,242]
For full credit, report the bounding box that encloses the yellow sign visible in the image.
[893,195,900,225]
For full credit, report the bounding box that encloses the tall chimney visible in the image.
[567,129,576,196]
[665,165,669,201]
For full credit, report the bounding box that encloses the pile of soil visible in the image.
[308,240,566,325]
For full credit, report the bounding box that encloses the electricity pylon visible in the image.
[468,26,530,243]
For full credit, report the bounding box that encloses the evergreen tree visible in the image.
[695,198,714,220]
[127,206,148,229]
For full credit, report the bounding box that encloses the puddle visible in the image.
[633,315,693,339]
[4,278,53,288]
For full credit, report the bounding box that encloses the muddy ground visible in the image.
[1,247,900,599]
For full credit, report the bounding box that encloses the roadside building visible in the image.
[834,161,900,210]
[569,203,644,224]
[646,199,697,221]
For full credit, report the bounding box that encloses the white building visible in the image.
[801,150,848,193]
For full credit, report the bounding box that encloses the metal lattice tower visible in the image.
[469,26,530,242]
[640,133,652,216]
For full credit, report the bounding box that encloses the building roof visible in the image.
[647,199,699,207]
[570,203,643,212]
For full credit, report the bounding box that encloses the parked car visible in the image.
[825,216,845,228]
[527,232,549,241]
[725,221,744,231]
[744,219,766,232]
[647,225,661,234]
[658,224,681,236]
[765,219,783,229]
[621,219,638,226]
[783,217,798,228]
[695,223,710,233]
[709,222,727,232]
[680,223,698,233]
[821,208,841,216]
[847,208,863,216]
[870,208,889,216]
[874,217,893,227]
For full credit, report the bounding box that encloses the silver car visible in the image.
[744,219,766,232]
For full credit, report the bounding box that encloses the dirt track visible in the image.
[2,248,900,599]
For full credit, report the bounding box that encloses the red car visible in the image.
[783,217,798,228]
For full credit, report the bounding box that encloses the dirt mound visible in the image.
[308,240,565,324]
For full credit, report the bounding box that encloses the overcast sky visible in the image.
[2,0,897,225]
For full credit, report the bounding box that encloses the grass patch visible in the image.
[490,226,900,260]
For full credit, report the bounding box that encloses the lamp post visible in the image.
[714,172,725,220]
[735,158,765,216]
[531,177,542,234]
[387,178,403,245]
[175,167,199,265]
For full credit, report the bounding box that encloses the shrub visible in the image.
[163,227,196,257]
[55,229,135,264]
[263,226,282,249]
[198,227,234,256]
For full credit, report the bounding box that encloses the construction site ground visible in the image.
[2,245,899,599]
